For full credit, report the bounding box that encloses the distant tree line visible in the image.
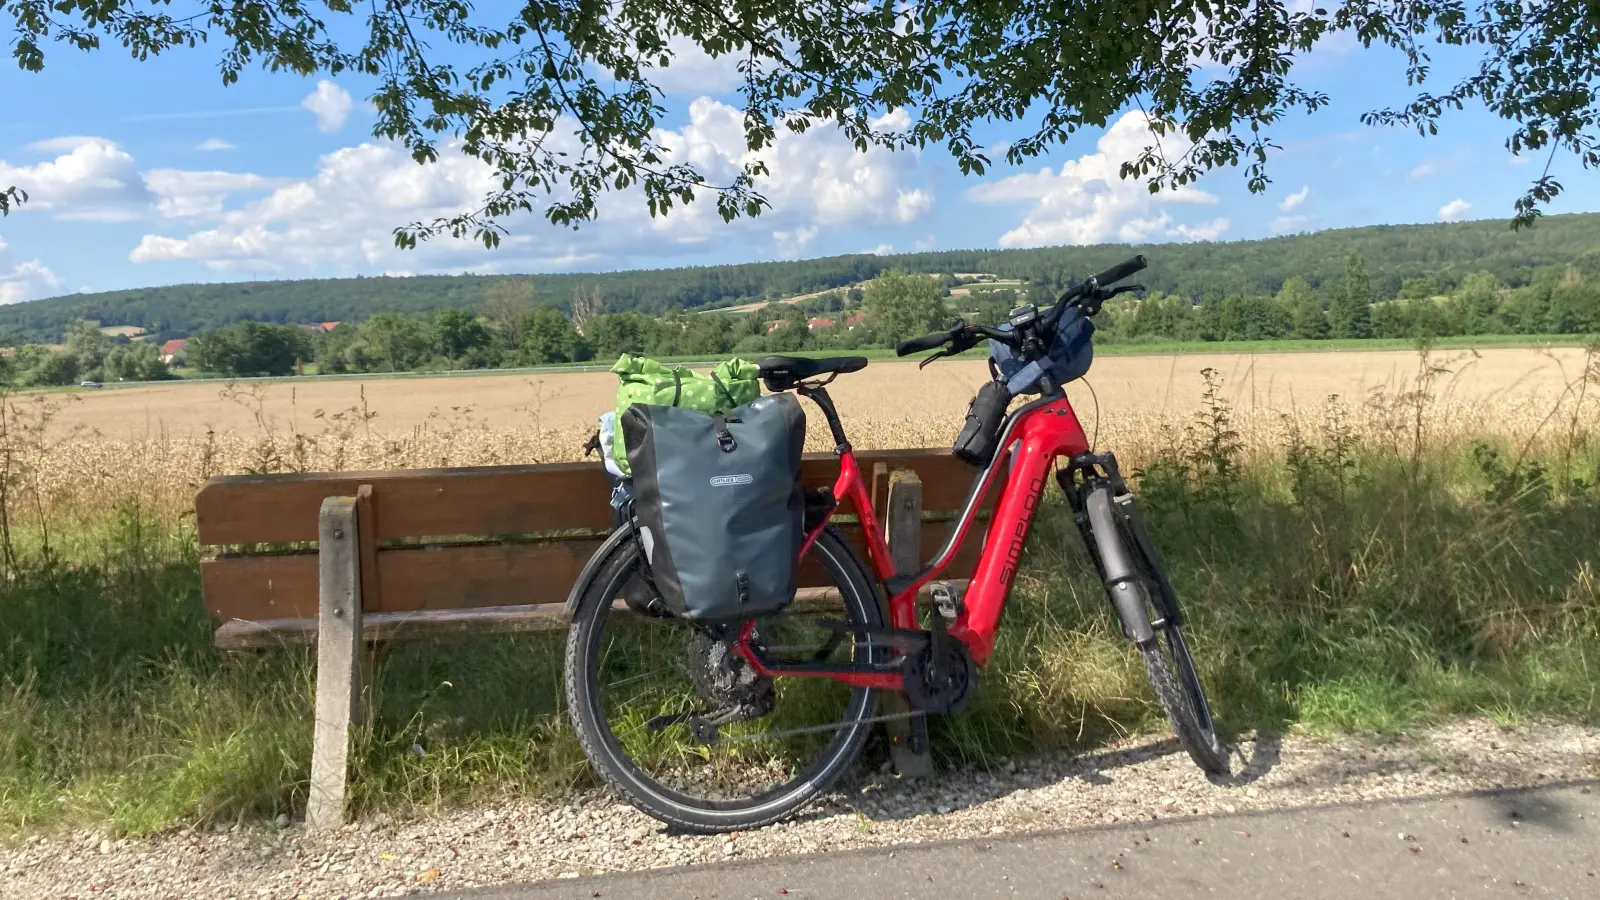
[1094,257,1600,344]
[166,258,1600,379]
[3,320,172,387]
[21,258,1598,384]
[4,214,1600,344]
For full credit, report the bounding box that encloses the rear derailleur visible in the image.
[646,631,775,744]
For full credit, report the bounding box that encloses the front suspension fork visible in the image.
[1058,452,1178,645]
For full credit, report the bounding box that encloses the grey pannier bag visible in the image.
[621,393,807,621]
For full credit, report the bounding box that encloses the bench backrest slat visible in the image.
[197,462,615,545]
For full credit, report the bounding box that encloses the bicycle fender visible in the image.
[564,521,640,618]
[1083,485,1156,644]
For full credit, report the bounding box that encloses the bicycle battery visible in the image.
[952,380,1010,466]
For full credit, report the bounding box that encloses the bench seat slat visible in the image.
[211,580,971,649]
[213,604,571,648]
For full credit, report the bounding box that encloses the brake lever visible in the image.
[920,325,983,368]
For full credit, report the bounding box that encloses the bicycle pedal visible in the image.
[929,582,962,622]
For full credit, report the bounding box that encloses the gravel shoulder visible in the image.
[4,719,1596,900]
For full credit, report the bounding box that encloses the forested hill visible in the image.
[7,214,1600,342]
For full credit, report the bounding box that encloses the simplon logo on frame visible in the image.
[710,474,754,487]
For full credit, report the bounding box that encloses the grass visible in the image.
[2,347,1599,838]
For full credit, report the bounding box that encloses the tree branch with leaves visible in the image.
[5,0,1595,242]
[0,185,24,216]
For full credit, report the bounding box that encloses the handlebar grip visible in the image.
[895,332,950,356]
[1093,255,1148,286]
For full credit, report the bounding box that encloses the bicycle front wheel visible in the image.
[564,524,883,832]
[1083,484,1230,775]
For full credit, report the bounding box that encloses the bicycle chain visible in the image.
[700,708,927,746]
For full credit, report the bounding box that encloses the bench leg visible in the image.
[884,470,934,779]
[308,496,364,832]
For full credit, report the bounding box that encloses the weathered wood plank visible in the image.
[204,523,985,624]
[202,539,604,623]
[196,450,985,546]
[214,585,970,649]
[308,497,362,832]
[883,469,933,778]
[886,471,925,577]
[215,604,572,648]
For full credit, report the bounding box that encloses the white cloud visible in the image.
[1271,214,1315,235]
[1407,153,1465,181]
[966,112,1228,247]
[894,189,933,223]
[861,243,894,256]
[1507,154,1533,166]
[914,235,937,251]
[1,136,312,225]
[0,237,65,304]
[648,35,744,95]
[1438,199,1473,222]
[301,81,354,133]
[0,137,150,220]
[195,138,236,152]
[131,141,500,272]
[26,136,104,153]
[1278,185,1311,212]
[772,226,818,258]
[1172,218,1230,241]
[871,109,912,133]
[143,169,288,219]
[129,97,934,275]
[1408,160,1438,180]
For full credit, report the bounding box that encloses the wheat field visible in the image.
[64,347,1595,436]
[17,346,1597,519]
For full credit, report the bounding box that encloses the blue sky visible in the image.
[0,29,1592,304]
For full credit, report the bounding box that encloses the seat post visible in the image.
[797,384,851,453]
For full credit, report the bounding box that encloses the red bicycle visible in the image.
[564,255,1228,832]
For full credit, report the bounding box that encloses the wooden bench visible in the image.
[195,449,988,828]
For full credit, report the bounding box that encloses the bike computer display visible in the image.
[1008,305,1038,328]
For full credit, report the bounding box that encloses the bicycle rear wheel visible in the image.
[564,523,883,832]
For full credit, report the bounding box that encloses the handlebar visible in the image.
[1091,255,1147,288]
[894,331,954,356]
[894,254,1147,359]
[895,321,1020,358]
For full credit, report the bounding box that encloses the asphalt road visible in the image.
[446,782,1599,900]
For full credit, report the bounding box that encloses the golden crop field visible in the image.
[62,346,1592,438]
[17,346,1597,521]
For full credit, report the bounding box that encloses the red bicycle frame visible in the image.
[736,390,1093,689]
